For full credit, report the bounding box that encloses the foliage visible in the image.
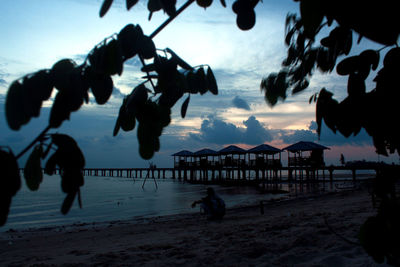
[261,0,400,158]
[1,0,224,225]
[259,0,400,264]
[359,167,400,265]
[1,1,400,264]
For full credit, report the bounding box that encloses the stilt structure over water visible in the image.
[283,141,330,181]
[37,142,391,185]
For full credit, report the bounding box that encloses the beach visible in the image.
[0,187,385,266]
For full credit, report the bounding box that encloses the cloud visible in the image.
[188,115,273,145]
[232,96,251,110]
[112,86,125,99]
[279,120,373,147]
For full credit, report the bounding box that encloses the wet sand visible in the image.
[0,188,384,266]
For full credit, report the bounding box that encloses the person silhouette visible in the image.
[191,187,225,220]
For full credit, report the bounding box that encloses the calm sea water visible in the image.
[3,170,371,232]
[2,175,283,231]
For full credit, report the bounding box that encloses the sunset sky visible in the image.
[1,0,398,168]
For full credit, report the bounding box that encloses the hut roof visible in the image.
[283,141,329,152]
[218,145,246,155]
[194,148,218,156]
[171,150,194,157]
[247,144,281,154]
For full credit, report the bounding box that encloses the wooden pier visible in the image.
[23,165,396,184]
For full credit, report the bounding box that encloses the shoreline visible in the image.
[0,188,384,266]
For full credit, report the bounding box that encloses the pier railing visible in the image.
[21,164,398,184]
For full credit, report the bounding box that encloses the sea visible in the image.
[2,171,371,232]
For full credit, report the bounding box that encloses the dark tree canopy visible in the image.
[1,0,400,264]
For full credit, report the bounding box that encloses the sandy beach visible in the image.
[0,188,385,266]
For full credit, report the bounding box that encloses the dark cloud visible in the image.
[188,115,273,145]
[243,116,273,144]
[280,121,373,147]
[232,96,250,110]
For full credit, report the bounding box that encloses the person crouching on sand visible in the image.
[191,187,225,220]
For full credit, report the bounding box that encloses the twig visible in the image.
[149,0,195,39]
[16,125,51,159]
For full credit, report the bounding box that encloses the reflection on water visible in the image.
[2,174,362,231]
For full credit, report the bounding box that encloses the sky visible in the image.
[0,0,398,168]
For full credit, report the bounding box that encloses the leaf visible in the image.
[61,192,76,215]
[0,149,21,196]
[166,48,193,71]
[148,0,162,14]
[292,79,309,95]
[196,0,212,8]
[383,47,400,68]
[104,39,124,76]
[336,56,359,76]
[100,0,113,17]
[22,70,54,118]
[126,0,139,10]
[347,73,366,97]
[160,0,176,16]
[113,115,121,137]
[138,35,156,59]
[196,67,207,95]
[118,24,143,59]
[49,92,71,128]
[206,67,218,95]
[126,84,148,114]
[51,59,76,91]
[77,189,83,209]
[44,152,59,175]
[181,94,190,118]
[5,81,29,130]
[88,73,114,105]
[51,134,85,170]
[0,148,21,226]
[299,0,324,39]
[24,145,43,191]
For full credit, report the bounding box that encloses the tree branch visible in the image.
[16,125,51,159]
[149,0,195,39]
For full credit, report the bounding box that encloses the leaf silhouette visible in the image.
[138,35,156,59]
[160,0,176,16]
[300,0,324,39]
[126,84,148,114]
[166,48,193,71]
[126,0,139,10]
[24,145,43,191]
[51,59,76,91]
[100,0,113,17]
[181,94,190,118]
[5,81,29,130]
[206,67,218,95]
[61,191,76,215]
[88,73,114,105]
[118,24,143,59]
[0,148,21,226]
